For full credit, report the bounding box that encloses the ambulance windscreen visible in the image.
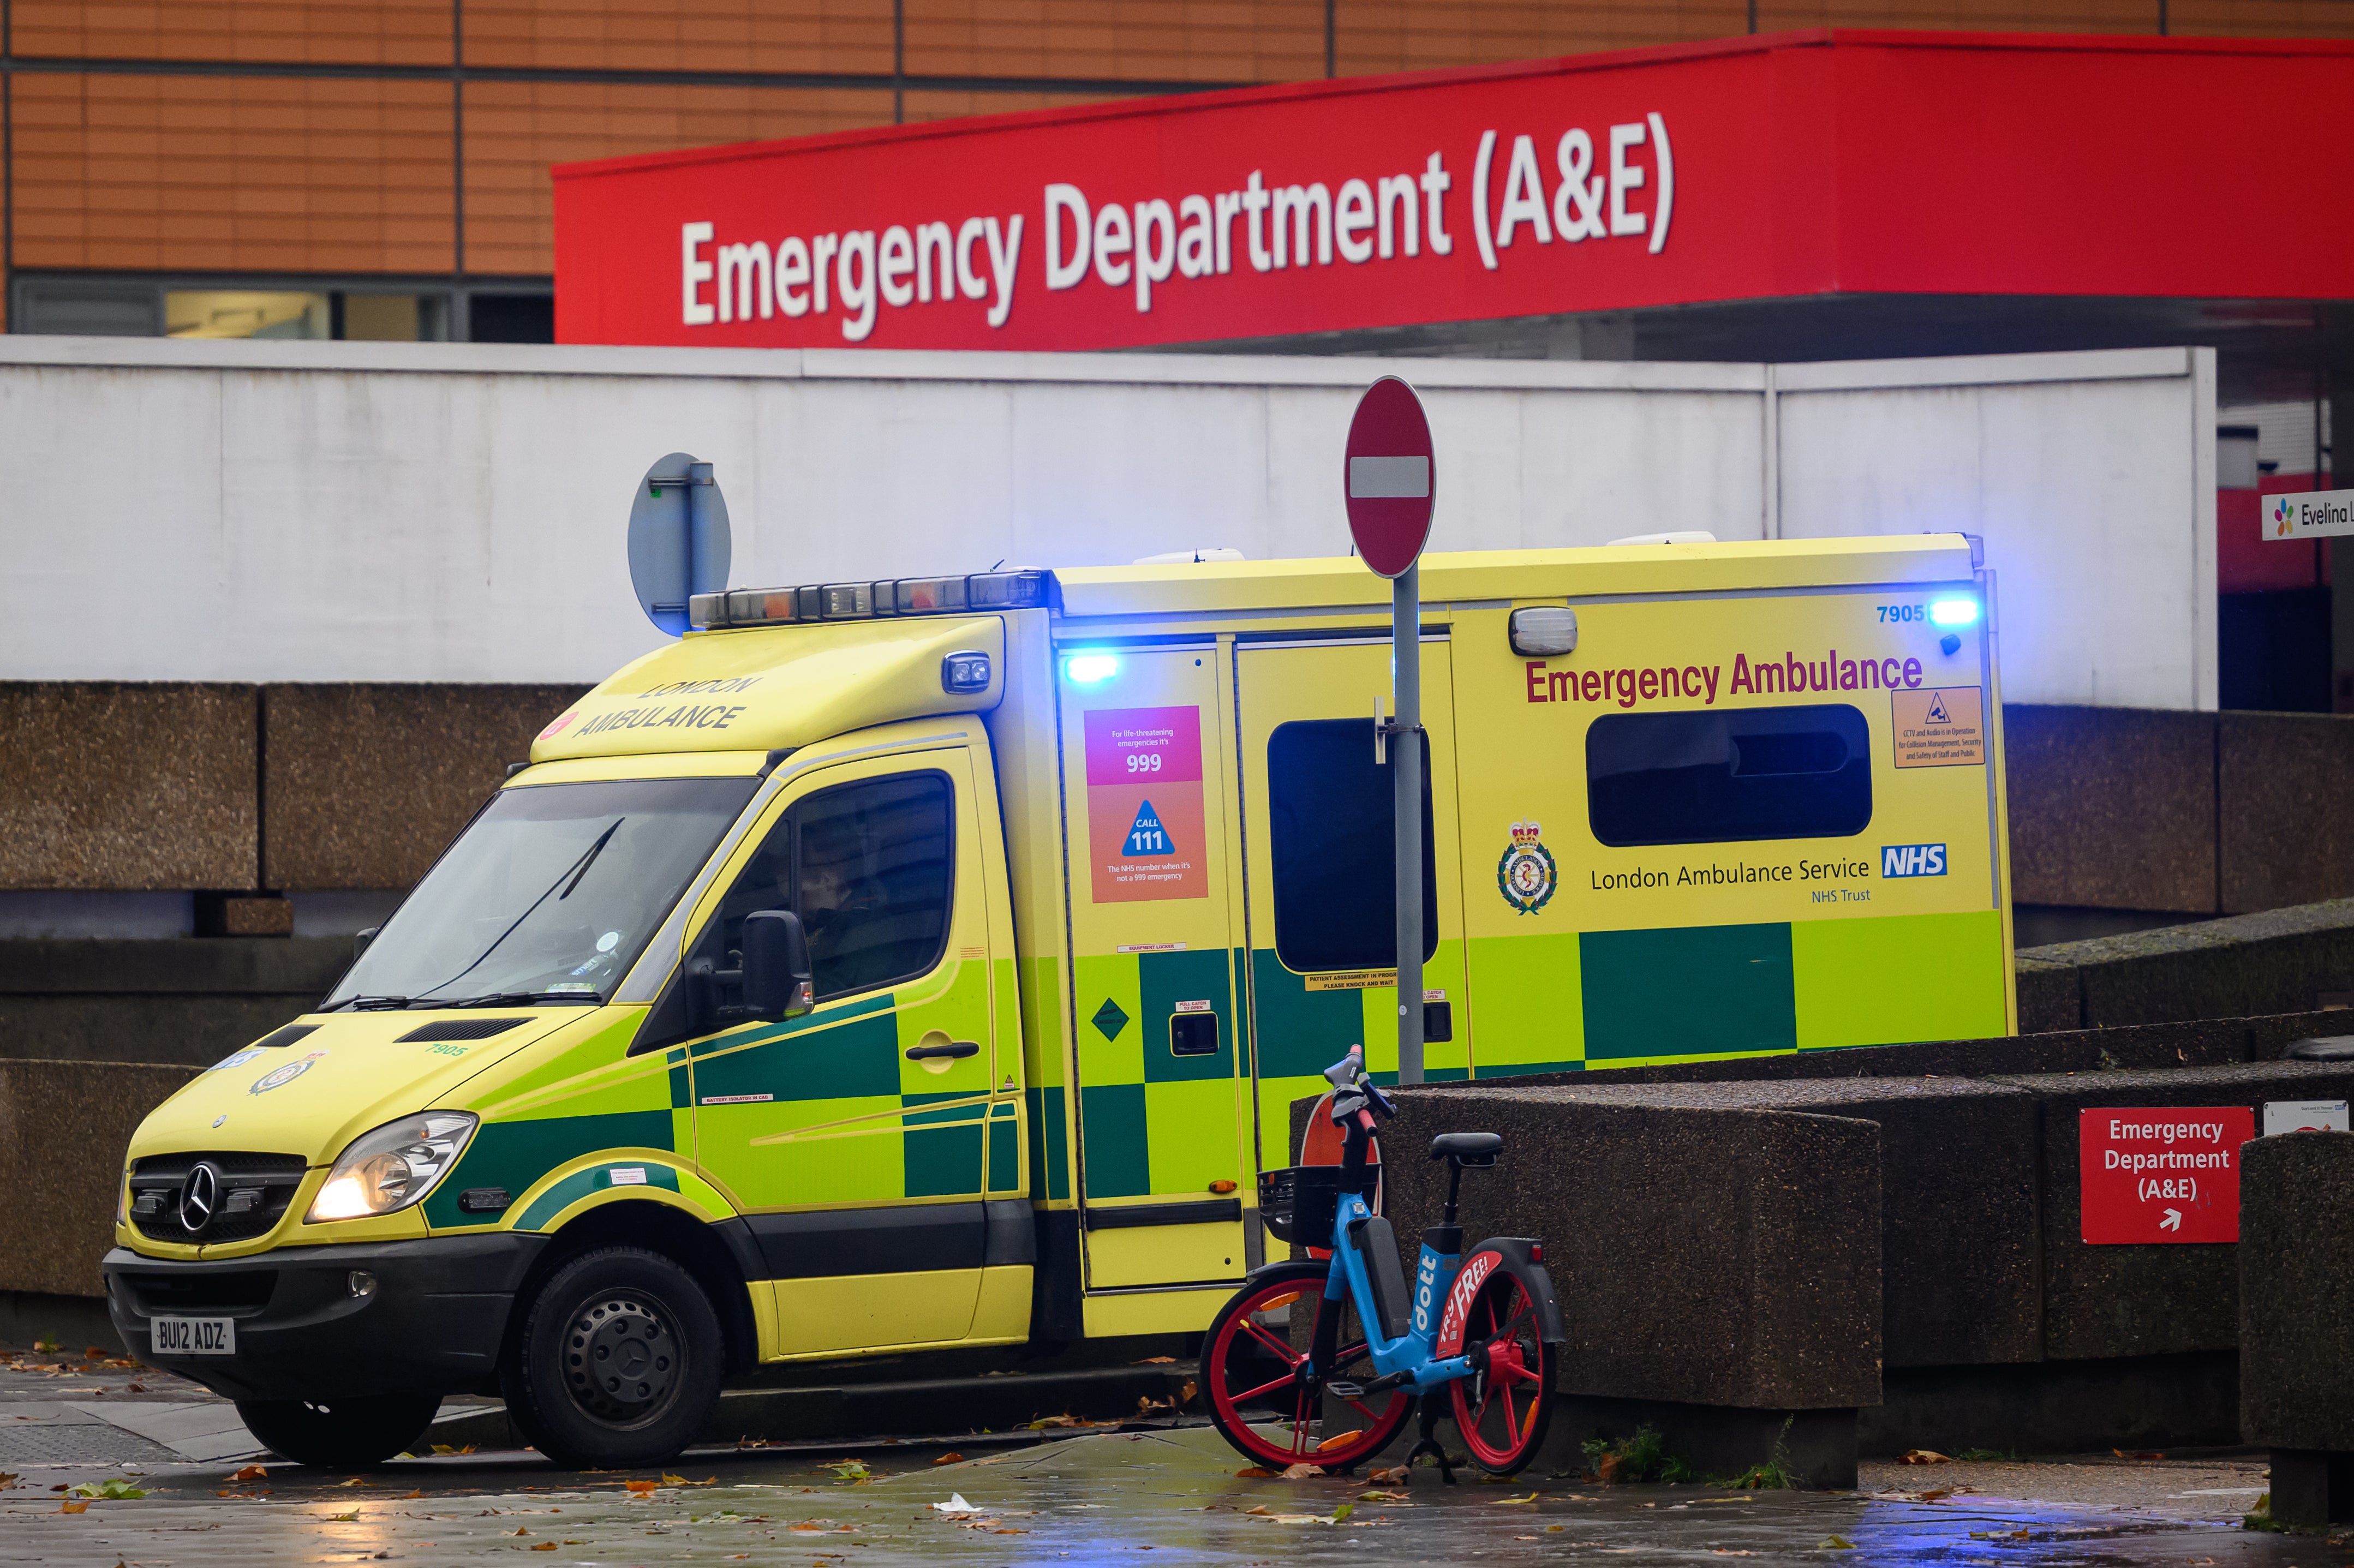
[1586,705,1871,848]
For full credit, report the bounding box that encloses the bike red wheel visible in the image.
[1203,1263,1414,1472]
[1446,1262,1556,1476]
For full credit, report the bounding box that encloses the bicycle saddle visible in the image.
[1430,1132,1502,1166]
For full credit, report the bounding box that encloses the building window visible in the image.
[1586,705,1873,848]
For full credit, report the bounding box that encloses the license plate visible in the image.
[150,1316,236,1356]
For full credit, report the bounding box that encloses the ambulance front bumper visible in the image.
[102,1234,546,1402]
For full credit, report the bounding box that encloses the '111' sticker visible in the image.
[1084,706,1206,904]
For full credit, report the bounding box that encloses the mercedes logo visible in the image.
[178,1162,221,1235]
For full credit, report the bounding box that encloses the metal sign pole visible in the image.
[1393,561,1424,1086]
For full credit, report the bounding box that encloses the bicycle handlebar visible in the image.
[1325,1046,1396,1124]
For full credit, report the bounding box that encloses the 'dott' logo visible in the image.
[1881,843,1947,878]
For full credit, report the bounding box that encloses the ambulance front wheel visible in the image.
[235,1391,441,1470]
[502,1246,724,1469]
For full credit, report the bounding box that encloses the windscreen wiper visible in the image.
[438,991,604,1008]
[330,995,415,1012]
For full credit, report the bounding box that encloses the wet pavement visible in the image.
[0,1408,2338,1567]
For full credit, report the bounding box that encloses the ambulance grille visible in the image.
[395,1018,529,1043]
[127,1152,307,1245]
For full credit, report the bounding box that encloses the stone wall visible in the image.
[0,682,587,897]
[0,1059,200,1298]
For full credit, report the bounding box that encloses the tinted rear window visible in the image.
[1586,705,1872,848]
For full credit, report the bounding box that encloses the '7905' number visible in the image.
[1878,604,1925,623]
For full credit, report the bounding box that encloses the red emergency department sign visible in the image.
[553,33,2354,354]
[2078,1108,2254,1245]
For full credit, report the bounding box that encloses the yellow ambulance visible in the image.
[104,536,2011,1469]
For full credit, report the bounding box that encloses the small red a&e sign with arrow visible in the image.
[2079,1107,2254,1244]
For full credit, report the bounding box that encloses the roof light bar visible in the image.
[689,569,1053,631]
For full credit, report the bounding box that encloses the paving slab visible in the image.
[0,1422,2322,1566]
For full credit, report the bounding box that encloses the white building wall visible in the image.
[0,337,2215,708]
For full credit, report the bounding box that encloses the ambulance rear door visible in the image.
[1232,634,1470,1170]
[1055,643,1252,1291]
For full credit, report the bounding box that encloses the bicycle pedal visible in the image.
[1324,1380,1366,1399]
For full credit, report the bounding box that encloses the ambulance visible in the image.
[103,536,2012,1469]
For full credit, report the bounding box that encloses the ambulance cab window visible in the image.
[1266,719,1437,974]
[716,773,955,1003]
[1586,704,1872,848]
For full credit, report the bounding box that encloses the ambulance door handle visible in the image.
[906,1042,979,1061]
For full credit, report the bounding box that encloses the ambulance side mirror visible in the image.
[740,909,815,1021]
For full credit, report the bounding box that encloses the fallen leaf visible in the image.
[823,1461,870,1482]
[512,1526,531,1535]
[0,1473,16,1489]
[1491,1493,1541,1506]
[58,1500,87,1514]
[1132,1356,1176,1364]
[530,1543,557,1552]
[664,1473,716,1486]
[1817,1535,1855,1549]
[1245,1505,1275,1516]
[2112,1448,2165,1461]
[1333,1503,1356,1524]
[624,1480,660,1495]
[1916,1488,1952,1502]
[336,1476,371,1487]
[398,1489,422,1499]
[1901,1449,1950,1464]
[1369,1465,1408,1484]
[1279,1463,1322,1480]
[1179,1379,1198,1405]
[1358,1489,1409,1502]
[1234,1467,1275,1479]
[228,1464,267,1482]
[325,1510,360,1523]
[430,1443,479,1456]
[933,1453,964,1465]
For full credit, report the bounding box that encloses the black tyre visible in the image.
[236,1392,441,1470]
[502,1246,723,1469]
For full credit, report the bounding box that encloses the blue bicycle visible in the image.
[1205,1048,1565,1476]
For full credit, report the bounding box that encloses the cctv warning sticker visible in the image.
[1083,707,1208,903]
[2078,1106,2253,1244]
[1892,687,1985,769]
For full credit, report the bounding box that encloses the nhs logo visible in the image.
[1881,843,1947,878]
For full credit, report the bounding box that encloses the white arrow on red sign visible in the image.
[1344,376,1436,579]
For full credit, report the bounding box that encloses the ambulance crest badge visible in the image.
[1496,820,1556,915]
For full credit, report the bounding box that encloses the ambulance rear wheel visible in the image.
[236,1391,441,1470]
[503,1246,723,1470]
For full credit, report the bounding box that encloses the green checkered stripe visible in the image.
[1019,956,1072,1204]
[1072,948,1244,1200]
[1245,943,1474,1170]
[686,989,997,1210]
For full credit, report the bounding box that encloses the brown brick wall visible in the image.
[463,0,894,73]
[903,1,1324,82]
[9,0,453,67]
[464,80,893,276]
[10,72,454,274]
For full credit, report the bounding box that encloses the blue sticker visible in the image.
[209,1049,261,1072]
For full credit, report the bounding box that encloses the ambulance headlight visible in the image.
[1929,598,1979,627]
[307,1112,477,1222]
[1065,654,1120,685]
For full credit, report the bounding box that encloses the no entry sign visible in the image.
[1345,377,1435,578]
[2080,1107,2254,1244]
